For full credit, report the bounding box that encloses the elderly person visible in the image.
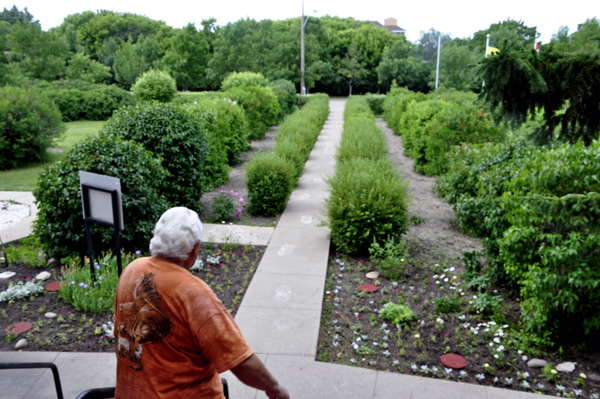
[114,207,289,399]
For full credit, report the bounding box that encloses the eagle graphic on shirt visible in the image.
[117,272,171,370]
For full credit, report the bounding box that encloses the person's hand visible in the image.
[266,383,290,399]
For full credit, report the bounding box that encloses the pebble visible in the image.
[556,362,576,373]
[35,271,51,281]
[366,271,380,279]
[588,373,600,382]
[45,312,57,318]
[15,339,28,349]
[527,358,548,368]
[0,271,16,279]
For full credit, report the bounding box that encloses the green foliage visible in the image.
[343,96,373,120]
[379,302,417,325]
[267,79,298,120]
[337,99,387,163]
[221,71,268,91]
[364,94,386,114]
[59,251,138,314]
[0,86,65,170]
[434,296,460,314]
[33,133,169,258]
[101,102,208,210]
[0,281,44,302]
[33,81,135,122]
[471,292,503,316]
[210,190,244,223]
[66,52,111,83]
[131,69,177,102]
[368,236,410,280]
[172,91,222,104]
[381,86,426,134]
[245,152,296,216]
[377,38,432,93]
[225,85,280,140]
[4,237,45,268]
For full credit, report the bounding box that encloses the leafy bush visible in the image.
[364,94,386,114]
[382,86,426,133]
[101,102,208,210]
[326,158,410,254]
[131,69,177,102]
[225,85,280,140]
[210,190,244,222]
[268,79,298,120]
[59,251,138,314]
[434,296,461,314]
[336,117,387,163]
[368,236,410,280]
[33,133,169,258]
[38,83,135,122]
[0,281,44,302]
[4,237,45,268]
[245,152,296,216]
[0,86,65,170]
[221,71,268,91]
[379,302,417,325]
[172,91,221,104]
[343,96,373,120]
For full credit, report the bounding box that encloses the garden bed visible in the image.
[316,119,600,398]
[0,243,265,352]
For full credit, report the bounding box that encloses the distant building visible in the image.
[372,17,406,34]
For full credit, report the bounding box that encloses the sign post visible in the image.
[79,172,124,278]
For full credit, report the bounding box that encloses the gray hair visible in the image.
[149,207,203,259]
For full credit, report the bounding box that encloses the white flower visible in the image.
[556,385,565,391]
[459,370,468,377]
[517,350,523,355]
[393,360,400,365]
[420,365,429,372]
[503,324,509,328]
[476,374,485,381]
[493,377,499,383]
[473,295,478,299]
[436,281,440,285]
[497,345,504,351]
[444,368,453,374]
[356,337,361,342]
[521,381,530,388]
[411,364,417,370]
[350,358,356,363]
[494,354,499,359]
[444,278,449,282]
[537,383,545,389]
[432,366,438,373]
[505,378,513,385]
[382,350,391,357]
[522,372,530,378]
[458,315,466,320]
[573,389,582,397]
[493,337,500,343]
[489,342,494,346]
[332,341,339,347]
[352,343,359,350]
[522,355,528,361]
[449,267,455,271]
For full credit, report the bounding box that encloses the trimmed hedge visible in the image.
[225,85,280,140]
[221,72,268,91]
[246,94,330,215]
[268,79,298,120]
[173,91,222,104]
[326,96,410,254]
[0,86,65,170]
[364,93,386,115]
[33,133,169,258]
[101,102,208,210]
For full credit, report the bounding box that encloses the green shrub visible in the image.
[221,71,268,91]
[39,84,135,122]
[33,133,169,258]
[245,152,296,216]
[172,91,221,104]
[326,158,410,254]
[225,85,281,140]
[131,69,177,102]
[364,93,386,114]
[0,86,65,170]
[268,79,298,120]
[101,102,208,210]
[336,117,387,163]
[380,302,417,325]
[343,96,373,120]
[368,236,410,280]
[382,86,426,133]
[4,237,45,268]
[434,296,460,314]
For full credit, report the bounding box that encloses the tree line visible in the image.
[0,6,598,95]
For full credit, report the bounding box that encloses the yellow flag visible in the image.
[487,40,500,55]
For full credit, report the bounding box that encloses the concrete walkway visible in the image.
[0,100,549,399]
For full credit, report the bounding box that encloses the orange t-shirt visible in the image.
[114,257,253,399]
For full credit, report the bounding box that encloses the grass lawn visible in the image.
[0,121,104,192]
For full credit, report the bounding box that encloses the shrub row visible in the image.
[173,91,222,104]
[225,85,280,140]
[246,93,329,215]
[326,96,410,254]
[31,80,134,122]
[435,138,600,347]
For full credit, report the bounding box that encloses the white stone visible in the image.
[0,271,16,279]
[527,358,548,368]
[35,271,51,281]
[15,338,28,349]
[45,312,57,318]
[556,362,576,373]
[366,271,380,279]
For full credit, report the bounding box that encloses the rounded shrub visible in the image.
[326,157,410,254]
[267,79,298,120]
[131,69,177,102]
[221,71,267,91]
[101,102,208,210]
[245,152,295,216]
[225,85,281,140]
[33,133,169,258]
[0,86,65,170]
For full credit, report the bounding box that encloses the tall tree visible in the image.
[0,6,36,25]
[161,23,210,90]
[377,38,431,93]
[337,43,368,95]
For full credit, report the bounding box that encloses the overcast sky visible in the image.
[7,0,598,44]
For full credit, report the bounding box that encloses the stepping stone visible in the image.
[366,271,379,279]
[45,281,61,292]
[5,322,33,334]
[15,338,28,349]
[358,284,378,293]
[35,271,51,281]
[0,271,16,279]
[440,353,467,369]
[556,362,576,373]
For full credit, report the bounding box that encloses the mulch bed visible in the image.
[0,243,264,352]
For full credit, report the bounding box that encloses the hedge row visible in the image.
[246,93,330,215]
[326,96,410,254]
[435,137,600,347]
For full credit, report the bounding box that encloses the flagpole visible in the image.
[483,34,490,88]
[435,35,441,89]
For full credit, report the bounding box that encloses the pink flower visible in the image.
[26,275,31,278]
[235,209,242,218]
[358,315,362,319]
[337,313,340,317]
[239,198,244,205]
[360,260,364,263]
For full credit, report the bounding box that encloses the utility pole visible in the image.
[435,35,441,89]
[301,0,306,94]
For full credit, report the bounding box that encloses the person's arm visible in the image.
[230,354,290,399]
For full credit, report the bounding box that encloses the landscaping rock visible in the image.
[358,284,378,293]
[15,339,28,349]
[527,358,548,368]
[47,257,59,267]
[35,271,51,281]
[556,362,576,373]
[440,353,467,369]
[588,373,600,382]
[366,271,380,279]
[45,312,57,318]
[0,271,16,279]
